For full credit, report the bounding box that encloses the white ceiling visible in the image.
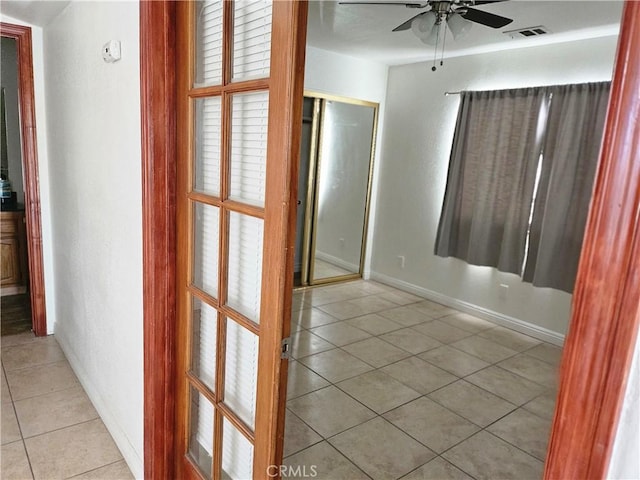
[0,1,622,64]
[1,1,70,27]
[306,0,623,65]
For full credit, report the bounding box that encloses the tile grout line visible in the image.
[402,454,480,480]
[18,407,102,443]
[2,356,69,375]
[2,357,37,480]
[10,380,83,404]
[63,458,125,480]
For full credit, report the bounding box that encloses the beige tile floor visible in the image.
[1,333,134,480]
[1,281,559,480]
[285,280,561,480]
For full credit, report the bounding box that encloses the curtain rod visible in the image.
[444,81,611,97]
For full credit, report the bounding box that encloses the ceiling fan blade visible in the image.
[461,7,513,28]
[392,12,428,31]
[472,0,509,5]
[338,2,428,7]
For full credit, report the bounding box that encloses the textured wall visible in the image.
[43,2,143,476]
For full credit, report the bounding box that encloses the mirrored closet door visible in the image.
[294,93,378,287]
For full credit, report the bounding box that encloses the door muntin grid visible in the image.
[183,1,274,478]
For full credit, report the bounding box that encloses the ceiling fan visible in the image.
[338,1,514,69]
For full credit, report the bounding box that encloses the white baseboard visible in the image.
[370,272,565,346]
[55,334,144,479]
[315,251,360,273]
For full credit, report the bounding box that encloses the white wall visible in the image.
[0,14,57,334]
[304,46,388,276]
[607,331,640,479]
[304,46,389,103]
[1,37,24,204]
[370,35,618,341]
[43,2,143,477]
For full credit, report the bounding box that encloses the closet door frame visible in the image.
[299,91,379,287]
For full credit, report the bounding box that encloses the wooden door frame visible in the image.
[140,2,640,478]
[140,2,177,478]
[0,22,47,337]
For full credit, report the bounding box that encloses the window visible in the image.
[435,82,610,293]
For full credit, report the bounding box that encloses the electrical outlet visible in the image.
[339,238,345,247]
[499,283,509,300]
[397,255,405,269]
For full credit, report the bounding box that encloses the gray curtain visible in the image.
[435,87,551,274]
[523,82,610,292]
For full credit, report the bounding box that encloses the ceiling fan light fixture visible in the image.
[421,24,440,45]
[410,11,437,39]
[447,12,472,39]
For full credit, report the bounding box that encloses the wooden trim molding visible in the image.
[544,3,640,478]
[139,2,177,478]
[0,22,47,336]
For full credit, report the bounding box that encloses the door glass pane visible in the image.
[191,297,217,391]
[221,416,254,480]
[227,212,263,322]
[188,387,214,479]
[232,0,272,82]
[195,0,223,87]
[229,91,269,207]
[195,97,222,196]
[193,203,220,298]
[224,319,258,429]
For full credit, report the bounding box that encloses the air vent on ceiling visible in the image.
[504,26,551,39]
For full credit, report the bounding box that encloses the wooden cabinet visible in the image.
[1,210,28,295]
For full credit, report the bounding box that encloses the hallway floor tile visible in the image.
[1,334,133,480]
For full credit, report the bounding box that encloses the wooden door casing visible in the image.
[0,22,46,335]
[140,1,178,478]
